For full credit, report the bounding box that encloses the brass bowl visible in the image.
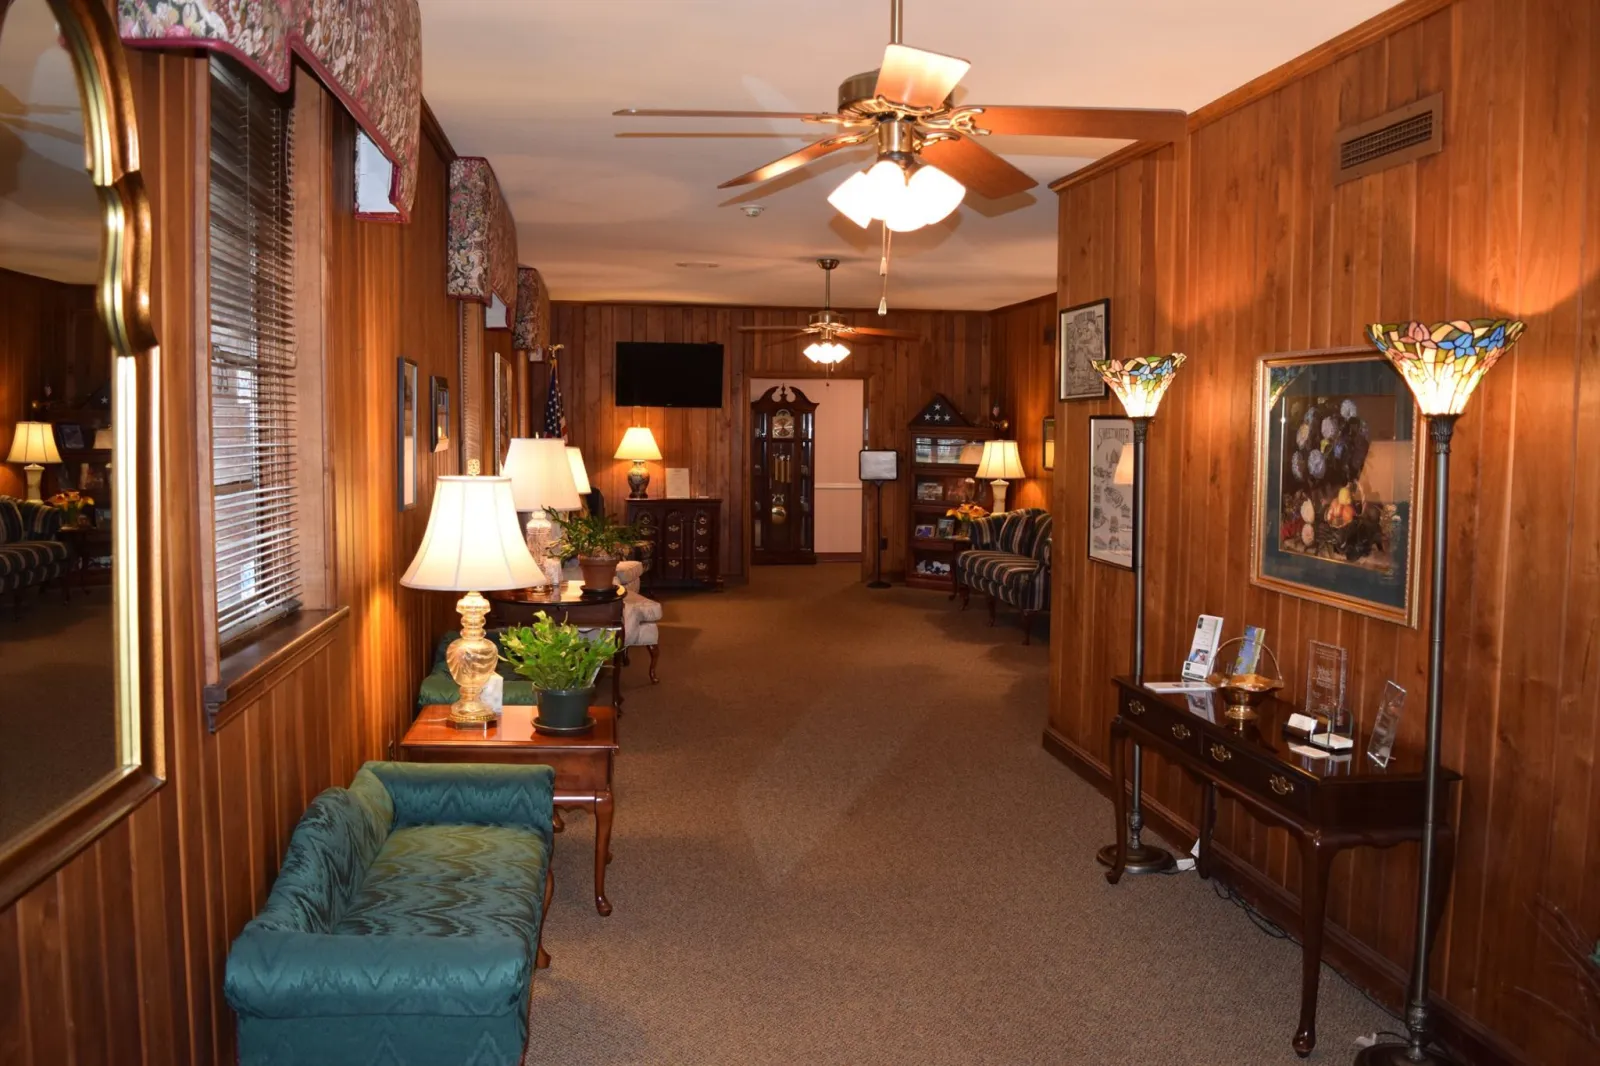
[1206,671,1284,721]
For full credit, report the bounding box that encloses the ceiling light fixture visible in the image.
[803,339,850,365]
[828,157,965,233]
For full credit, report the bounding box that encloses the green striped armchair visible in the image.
[953,508,1053,645]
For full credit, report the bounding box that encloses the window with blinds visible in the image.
[208,57,300,645]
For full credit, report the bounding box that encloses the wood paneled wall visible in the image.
[0,53,469,1065]
[988,295,1056,513]
[1020,2,1600,1063]
[549,302,991,581]
[0,269,104,499]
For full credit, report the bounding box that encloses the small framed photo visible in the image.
[1059,298,1110,401]
[915,480,944,502]
[1042,417,1055,471]
[56,422,86,451]
[914,522,936,540]
[935,517,956,539]
[397,358,418,511]
[429,375,450,452]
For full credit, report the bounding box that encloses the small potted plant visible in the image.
[547,508,642,591]
[48,490,93,528]
[499,612,620,734]
[946,501,987,539]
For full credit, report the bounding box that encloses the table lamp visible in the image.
[7,422,62,502]
[502,438,581,587]
[1092,352,1186,878]
[400,464,541,725]
[615,425,661,499]
[1356,318,1523,1066]
[976,440,1024,513]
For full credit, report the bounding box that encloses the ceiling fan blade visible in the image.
[760,332,816,350]
[738,325,816,333]
[919,135,1036,199]
[717,132,868,188]
[961,104,1188,142]
[874,44,971,109]
[842,326,924,341]
[614,108,841,122]
[618,132,826,139]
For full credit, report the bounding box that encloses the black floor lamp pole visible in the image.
[867,480,889,589]
[1096,416,1174,875]
[1353,415,1459,1066]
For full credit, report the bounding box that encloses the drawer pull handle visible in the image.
[695,562,708,572]
[1208,743,1232,763]
[667,541,681,550]
[1171,723,1191,741]
[1269,774,1294,796]
[1127,699,1146,717]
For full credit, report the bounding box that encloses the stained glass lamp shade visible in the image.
[1091,353,1187,419]
[1366,319,1525,416]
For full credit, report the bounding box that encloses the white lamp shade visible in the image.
[565,446,592,495]
[976,439,1025,480]
[92,427,114,450]
[502,437,581,512]
[1113,443,1135,485]
[400,475,541,591]
[7,422,62,464]
[614,425,662,461]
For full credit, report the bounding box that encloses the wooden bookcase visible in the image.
[905,395,992,590]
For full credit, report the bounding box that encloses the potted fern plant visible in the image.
[499,612,620,734]
[547,508,642,591]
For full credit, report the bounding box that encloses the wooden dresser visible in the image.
[626,498,722,590]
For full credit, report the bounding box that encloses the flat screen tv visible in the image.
[614,341,724,408]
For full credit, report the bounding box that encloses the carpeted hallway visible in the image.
[530,563,1392,1065]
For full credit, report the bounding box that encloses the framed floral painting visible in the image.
[1250,346,1424,626]
[1087,416,1133,569]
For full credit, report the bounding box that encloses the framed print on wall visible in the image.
[1042,416,1055,471]
[1087,416,1133,569]
[1250,346,1423,626]
[430,375,450,452]
[398,358,418,510]
[492,352,514,473]
[1059,298,1110,401]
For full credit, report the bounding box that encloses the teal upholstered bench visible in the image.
[224,761,555,1066]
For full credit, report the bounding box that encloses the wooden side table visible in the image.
[402,704,620,916]
[55,524,113,594]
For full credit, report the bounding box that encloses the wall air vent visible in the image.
[1333,92,1443,185]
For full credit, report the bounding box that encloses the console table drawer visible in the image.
[1203,736,1312,816]
[1121,693,1203,755]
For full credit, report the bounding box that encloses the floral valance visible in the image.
[448,157,518,318]
[119,0,422,222]
[513,267,550,355]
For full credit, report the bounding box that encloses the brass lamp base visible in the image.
[1095,841,1176,875]
[445,590,500,727]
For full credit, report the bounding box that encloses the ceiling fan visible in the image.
[739,258,922,365]
[615,0,1187,234]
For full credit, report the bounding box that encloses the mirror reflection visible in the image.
[0,0,118,848]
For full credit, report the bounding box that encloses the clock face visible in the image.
[773,410,795,439]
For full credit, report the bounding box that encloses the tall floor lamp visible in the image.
[1356,318,1523,1066]
[1090,353,1187,876]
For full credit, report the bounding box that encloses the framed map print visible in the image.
[1087,416,1133,569]
[1059,299,1110,401]
[1250,346,1423,626]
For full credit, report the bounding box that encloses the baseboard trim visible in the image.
[816,552,862,563]
[1040,725,1526,1066]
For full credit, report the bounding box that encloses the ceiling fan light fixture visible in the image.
[804,340,850,365]
[907,162,965,224]
[827,170,877,229]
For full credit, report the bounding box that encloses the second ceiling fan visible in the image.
[740,258,922,366]
[616,0,1187,234]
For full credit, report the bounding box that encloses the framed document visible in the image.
[1305,641,1349,733]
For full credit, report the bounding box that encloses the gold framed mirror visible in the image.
[0,0,159,909]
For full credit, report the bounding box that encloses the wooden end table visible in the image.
[402,704,620,916]
[487,582,628,706]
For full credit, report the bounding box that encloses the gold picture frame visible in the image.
[0,0,161,909]
[1249,346,1425,626]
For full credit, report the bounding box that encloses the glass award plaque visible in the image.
[1366,681,1407,768]
[1305,640,1349,734]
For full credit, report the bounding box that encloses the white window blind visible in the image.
[208,57,300,645]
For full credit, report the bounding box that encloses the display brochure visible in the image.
[1231,625,1267,676]
[1366,681,1407,768]
[1305,640,1350,734]
[1145,680,1215,693]
[1182,614,1225,681]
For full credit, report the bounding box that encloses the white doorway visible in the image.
[748,377,864,558]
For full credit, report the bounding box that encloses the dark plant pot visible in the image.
[534,686,595,734]
[577,555,618,591]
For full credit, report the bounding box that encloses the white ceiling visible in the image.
[419,1,1395,311]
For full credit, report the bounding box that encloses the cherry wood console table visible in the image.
[1105,677,1460,1057]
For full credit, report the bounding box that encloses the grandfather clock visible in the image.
[751,384,817,565]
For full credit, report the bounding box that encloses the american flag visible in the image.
[543,344,567,439]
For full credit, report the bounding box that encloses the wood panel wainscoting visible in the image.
[548,303,991,584]
[0,52,470,1065]
[1017,2,1600,1064]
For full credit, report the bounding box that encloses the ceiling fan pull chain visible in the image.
[878,225,892,315]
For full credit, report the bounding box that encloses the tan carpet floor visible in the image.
[529,563,1394,1065]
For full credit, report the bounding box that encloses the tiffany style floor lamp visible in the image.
[1357,318,1524,1065]
[1090,353,1186,876]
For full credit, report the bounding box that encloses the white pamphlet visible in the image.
[1182,614,1225,681]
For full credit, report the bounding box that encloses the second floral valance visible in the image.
[447,157,518,317]
[513,266,550,355]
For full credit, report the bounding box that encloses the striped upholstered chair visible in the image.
[953,508,1053,645]
[0,496,68,607]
